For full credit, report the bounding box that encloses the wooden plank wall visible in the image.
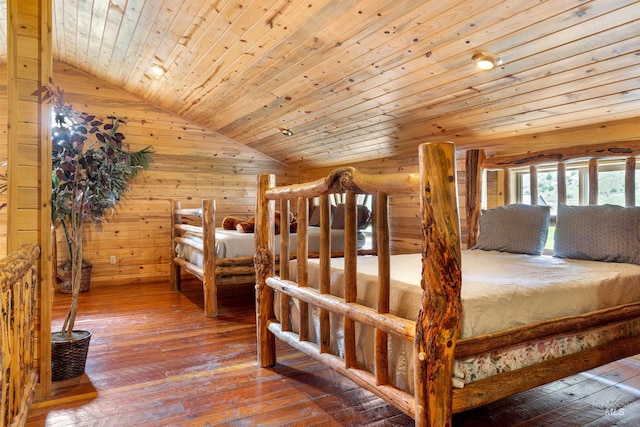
[303,152,469,252]
[0,68,6,258]
[0,62,298,287]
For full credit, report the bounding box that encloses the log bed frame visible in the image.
[170,200,257,318]
[254,141,640,426]
[169,198,376,318]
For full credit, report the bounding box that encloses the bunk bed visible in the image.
[170,199,373,317]
[254,141,640,426]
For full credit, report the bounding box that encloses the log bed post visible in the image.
[170,200,181,291]
[557,162,567,206]
[374,190,391,385]
[202,199,217,318]
[588,158,598,205]
[414,141,462,427]
[256,173,277,367]
[465,149,484,248]
[529,165,538,205]
[626,157,636,207]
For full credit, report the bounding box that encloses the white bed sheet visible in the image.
[177,227,365,266]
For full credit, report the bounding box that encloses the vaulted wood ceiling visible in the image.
[3,0,640,168]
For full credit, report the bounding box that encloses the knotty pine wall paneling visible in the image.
[25,62,298,287]
[0,68,6,258]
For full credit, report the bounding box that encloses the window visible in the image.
[514,160,635,210]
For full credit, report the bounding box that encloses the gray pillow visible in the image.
[554,203,640,264]
[331,204,346,229]
[356,204,372,230]
[309,204,335,227]
[473,204,550,255]
[330,204,371,230]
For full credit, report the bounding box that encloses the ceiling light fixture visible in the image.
[472,52,502,70]
[281,128,294,137]
[150,64,165,77]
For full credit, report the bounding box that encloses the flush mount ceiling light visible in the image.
[150,64,165,77]
[472,51,502,70]
[281,128,294,137]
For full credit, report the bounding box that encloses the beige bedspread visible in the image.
[292,250,640,338]
[283,250,640,391]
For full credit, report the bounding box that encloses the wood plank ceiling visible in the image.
[1,0,639,168]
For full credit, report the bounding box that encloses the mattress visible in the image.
[177,227,366,266]
[292,250,640,338]
[283,250,640,390]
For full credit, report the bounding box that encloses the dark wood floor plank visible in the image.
[27,280,640,426]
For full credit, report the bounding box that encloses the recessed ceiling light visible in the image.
[150,65,165,77]
[281,128,294,137]
[472,52,502,70]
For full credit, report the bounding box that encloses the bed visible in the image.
[254,141,640,426]
[170,199,373,317]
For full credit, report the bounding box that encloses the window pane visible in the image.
[565,169,581,205]
[537,171,557,215]
[520,173,531,204]
[598,169,625,206]
[545,225,555,250]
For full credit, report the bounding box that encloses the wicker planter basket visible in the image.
[51,330,92,381]
[57,262,92,293]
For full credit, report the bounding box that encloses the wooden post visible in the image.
[7,0,53,398]
[588,159,598,205]
[279,199,291,281]
[557,162,567,206]
[344,191,357,368]
[170,200,181,291]
[202,199,216,317]
[626,157,636,207]
[256,173,276,367]
[503,168,511,204]
[375,191,390,385]
[296,196,309,340]
[529,165,538,205]
[414,141,461,427]
[465,149,484,248]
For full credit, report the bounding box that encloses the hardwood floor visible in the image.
[27,280,640,426]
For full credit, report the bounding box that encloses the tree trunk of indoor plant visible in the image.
[52,193,92,381]
[62,220,82,334]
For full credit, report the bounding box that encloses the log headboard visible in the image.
[465,140,640,248]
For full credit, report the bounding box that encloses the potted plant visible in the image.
[47,82,153,381]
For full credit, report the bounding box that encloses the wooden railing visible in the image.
[0,243,40,427]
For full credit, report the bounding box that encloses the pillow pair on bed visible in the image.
[473,203,640,265]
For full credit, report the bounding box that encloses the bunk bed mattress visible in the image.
[284,250,640,389]
[178,227,365,265]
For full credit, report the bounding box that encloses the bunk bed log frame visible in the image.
[170,199,217,317]
[254,140,640,426]
[170,192,377,317]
